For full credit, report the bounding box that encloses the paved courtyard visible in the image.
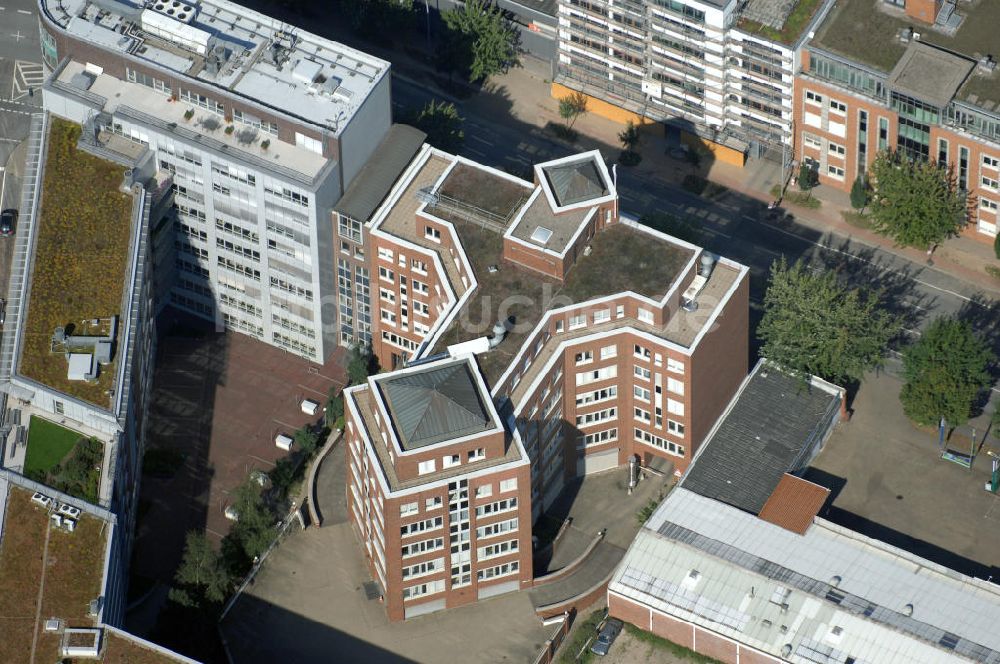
[807,371,1000,579]
[131,313,346,584]
[221,515,552,663]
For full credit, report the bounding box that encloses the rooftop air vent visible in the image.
[978,56,997,73]
[149,0,196,23]
[899,27,912,43]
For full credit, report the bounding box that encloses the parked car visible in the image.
[590,618,624,656]
[0,298,6,327]
[0,209,17,236]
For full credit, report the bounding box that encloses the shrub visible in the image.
[183,109,194,120]
[986,265,1000,280]
[550,123,578,143]
[224,125,235,135]
[618,150,641,166]
[261,139,270,150]
[995,233,1000,259]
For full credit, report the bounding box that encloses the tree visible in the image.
[994,232,1000,260]
[869,150,966,249]
[850,175,870,212]
[228,479,276,562]
[409,100,464,153]
[325,388,344,427]
[798,162,818,196]
[343,0,415,43]
[757,257,902,385]
[619,121,640,153]
[440,0,519,83]
[899,318,994,427]
[558,91,588,130]
[293,426,320,455]
[348,344,376,385]
[174,532,232,604]
[639,211,701,244]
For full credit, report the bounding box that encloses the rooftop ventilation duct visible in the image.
[682,253,716,312]
[488,316,515,349]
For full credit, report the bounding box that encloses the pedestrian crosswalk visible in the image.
[11,60,44,102]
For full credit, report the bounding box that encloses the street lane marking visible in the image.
[757,220,982,305]
[18,8,30,13]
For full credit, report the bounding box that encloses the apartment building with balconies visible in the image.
[344,145,749,621]
[795,0,1000,240]
[553,0,835,163]
[37,0,392,360]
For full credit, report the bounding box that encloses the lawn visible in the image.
[0,489,49,663]
[24,415,83,475]
[19,117,133,407]
[736,0,824,46]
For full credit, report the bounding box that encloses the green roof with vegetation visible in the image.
[812,0,1000,105]
[20,118,134,407]
[736,0,825,47]
[25,415,103,504]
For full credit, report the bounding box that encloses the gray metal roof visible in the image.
[610,488,1000,664]
[681,363,841,514]
[379,360,493,450]
[542,157,608,207]
[334,124,426,222]
[888,41,975,109]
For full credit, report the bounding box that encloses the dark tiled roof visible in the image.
[681,364,841,514]
[543,158,608,207]
[334,124,426,222]
[379,361,493,450]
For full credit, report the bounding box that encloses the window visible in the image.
[418,459,436,475]
[400,502,418,517]
[476,484,493,499]
[477,517,517,539]
[634,365,651,381]
[984,155,1000,169]
[443,454,461,469]
[576,386,617,406]
[829,99,847,113]
[667,398,685,416]
[295,131,323,155]
[379,288,396,303]
[827,165,845,180]
[411,258,428,274]
[569,314,586,330]
[400,516,443,536]
[378,266,394,283]
[575,350,593,365]
[402,579,445,600]
[959,146,970,191]
[805,90,823,104]
[667,419,685,437]
[634,344,651,360]
[576,365,617,386]
[878,117,889,152]
[635,428,685,457]
[593,309,610,324]
[667,358,685,374]
[600,344,617,360]
[581,428,618,447]
[425,226,441,241]
[667,377,684,395]
[499,478,518,493]
[980,198,998,212]
[576,407,617,427]
[634,386,651,402]
[402,557,444,580]
[477,539,518,561]
[402,537,444,557]
[54,401,64,415]
[634,407,651,423]
[982,176,999,191]
[803,133,822,150]
[637,308,654,324]
[475,497,518,517]
[380,309,396,325]
[378,247,394,261]
[478,561,519,581]
[425,497,443,511]
[468,448,485,462]
[828,142,846,157]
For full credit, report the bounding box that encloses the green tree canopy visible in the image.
[174,531,232,604]
[409,100,465,153]
[850,175,870,212]
[228,479,276,561]
[343,0,415,43]
[869,150,966,249]
[558,91,588,129]
[757,257,902,385]
[293,426,320,455]
[798,162,818,194]
[440,0,519,83]
[618,120,639,152]
[900,317,994,427]
[348,344,377,385]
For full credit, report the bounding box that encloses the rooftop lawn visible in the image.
[19,117,133,407]
[736,0,824,46]
[0,488,50,663]
[434,162,531,221]
[103,632,194,663]
[24,415,84,476]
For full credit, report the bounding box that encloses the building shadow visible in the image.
[221,594,418,664]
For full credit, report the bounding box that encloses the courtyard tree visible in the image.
[558,91,588,130]
[757,257,902,385]
[293,425,320,455]
[227,478,277,563]
[343,0,415,43]
[325,388,345,428]
[348,344,378,385]
[618,121,641,165]
[850,175,870,212]
[869,150,966,248]
[439,0,519,83]
[173,531,232,605]
[409,100,465,153]
[900,317,994,427]
[797,162,819,196]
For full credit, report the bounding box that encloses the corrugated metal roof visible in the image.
[757,474,830,535]
[681,363,841,514]
[610,488,1000,663]
[334,124,426,222]
[379,360,493,450]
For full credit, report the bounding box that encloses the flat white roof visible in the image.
[43,0,389,134]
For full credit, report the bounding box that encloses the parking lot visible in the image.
[807,371,1000,578]
[130,315,346,584]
